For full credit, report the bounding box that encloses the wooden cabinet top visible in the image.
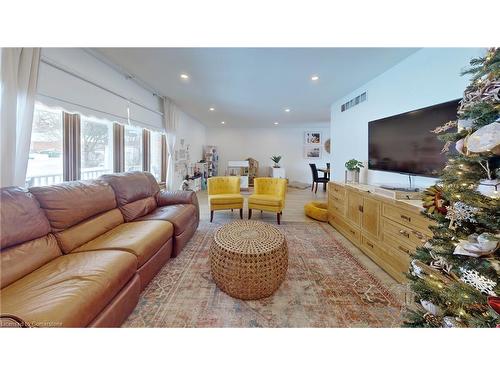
[328,181,425,215]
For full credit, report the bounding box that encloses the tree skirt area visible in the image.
[123,220,404,327]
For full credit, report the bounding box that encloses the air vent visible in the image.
[341,91,367,112]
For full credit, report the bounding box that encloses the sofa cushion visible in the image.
[0,187,51,248]
[0,250,137,327]
[208,194,244,205]
[135,204,197,236]
[248,194,282,207]
[99,172,159,222]
[30,180,117,231]
[73,220,173,267]
[1,234,62,289]
[99,171,159,206]
[54,209,124,254]
[119,196,157,222]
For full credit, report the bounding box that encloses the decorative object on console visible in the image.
[344,159,364,184]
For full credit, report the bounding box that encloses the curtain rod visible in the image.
[37,92,164,131]
[40,56,164,117]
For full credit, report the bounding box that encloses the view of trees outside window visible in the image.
[81,117,113,180]
[26,104,64,187]
[150,131,163,180]
[124,125,143,171]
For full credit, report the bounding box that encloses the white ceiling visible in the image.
[94,48,418,128]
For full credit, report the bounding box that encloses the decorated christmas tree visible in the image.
[405,48,500,328]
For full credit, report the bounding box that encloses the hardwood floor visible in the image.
[195,186,408,301]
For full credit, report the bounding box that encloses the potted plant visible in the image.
[344,159,364,183]
[270,155,282,168]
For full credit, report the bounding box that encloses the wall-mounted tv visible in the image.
[368,99,460,178]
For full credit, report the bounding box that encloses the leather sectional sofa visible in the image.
[0,172,199,327]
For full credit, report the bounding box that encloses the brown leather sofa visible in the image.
[0,172,199,327]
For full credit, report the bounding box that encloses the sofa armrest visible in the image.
[156,190,200,220]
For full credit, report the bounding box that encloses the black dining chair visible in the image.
[324,162,331,180]
[309,163,329,193]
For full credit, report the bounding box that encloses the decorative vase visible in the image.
[345,169,360,184]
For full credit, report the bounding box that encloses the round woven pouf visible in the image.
[209,220,288,300]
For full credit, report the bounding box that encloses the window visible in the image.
[81,117,113,179]
[124,125,143,172]
[150,131,163,181]
[26,104,64,187]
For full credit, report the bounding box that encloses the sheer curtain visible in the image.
[162,97,179,190]
[0,48,41,187]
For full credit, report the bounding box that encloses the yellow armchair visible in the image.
[248,177,287,224]
[207,176,244,222]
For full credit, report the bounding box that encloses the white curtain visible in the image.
[162,97,179,190]
[0,48,41,187]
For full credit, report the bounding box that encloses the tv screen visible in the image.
[368,99,460,177]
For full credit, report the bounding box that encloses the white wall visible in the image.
[173,111,207,189]
[330,48,485,188]
[206,122,330,184]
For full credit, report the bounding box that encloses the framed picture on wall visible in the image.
[304,145,322,159]
[304,131,322,145]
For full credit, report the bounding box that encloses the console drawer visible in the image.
[382,217,429,248]
[331,215,360,245]
[384,232,416,256]
[382,203,432,235]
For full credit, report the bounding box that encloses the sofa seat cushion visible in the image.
[73,221,173,267]
[248,194,282,207]
[0,250,137,327]
[208,194,244,205]
[135,204,197,236]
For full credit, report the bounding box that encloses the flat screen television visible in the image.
[368,99,460,178]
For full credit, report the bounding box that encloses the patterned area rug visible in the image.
[123,221,404,327]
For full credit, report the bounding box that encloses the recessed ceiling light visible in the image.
[209,107,215,111]
[180,73,189,80]
[284,108,291,113]
[274,122,279,125]
[221,121,225,125]
[311,75,320,81]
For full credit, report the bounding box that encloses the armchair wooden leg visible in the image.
[277,212,281,225]
[248,209,252,219]
[231,209,233,212]
[210,210,214,222]
[239,208,243,219]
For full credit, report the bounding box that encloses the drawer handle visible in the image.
[399,229,410,238]
[358,205,364,213]
[398,245,411,255]
[349,229,355,235]
[400,214,412,222]
[412,230,424,240]
[366,241,374,248]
